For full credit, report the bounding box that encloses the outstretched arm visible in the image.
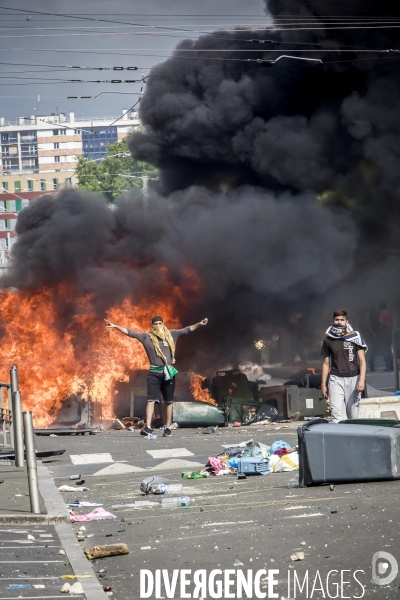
[105,319,129,336]
[189,318,208,332]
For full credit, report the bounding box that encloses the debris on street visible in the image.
[84,543,130,560]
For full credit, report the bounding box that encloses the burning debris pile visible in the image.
[1,0,400,423]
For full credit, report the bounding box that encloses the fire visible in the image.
[189,372,217,406]
[0,267,201,427]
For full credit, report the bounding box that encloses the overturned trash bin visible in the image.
[298,419,400,487]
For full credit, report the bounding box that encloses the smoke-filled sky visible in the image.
[3,0,400,370]
[0,0,265,120]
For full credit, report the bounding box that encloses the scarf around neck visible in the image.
[149,323,176,364]
[325,323,368,351]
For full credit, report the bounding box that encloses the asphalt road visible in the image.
[29,423,400,600]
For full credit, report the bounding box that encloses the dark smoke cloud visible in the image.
[129,1,400,243]
[2,187,358,366]
[4,0,400,369]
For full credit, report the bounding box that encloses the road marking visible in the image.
[92,462,145,476]
[149,458,204,470]
[202,520,254,526]
[284,513,324,518]
[70,452,113,465]
[146,448,194,458]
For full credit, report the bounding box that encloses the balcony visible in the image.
[1,138,18,145]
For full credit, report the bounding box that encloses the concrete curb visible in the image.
[56,522,109,600]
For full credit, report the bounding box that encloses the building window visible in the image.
[52,178,58,190]
[27,180,33,191]
[74,129,81,135]
[54,142,59,149]
[54,156,60,163]
[58,129,66,136]
[14,181,21,193]
[65,177,72,187]
[40,179,46,191]
[53,129,58,136]
[2,182,8,193]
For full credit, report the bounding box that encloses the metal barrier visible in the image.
[0,366,41,514]
[0,382,12,449]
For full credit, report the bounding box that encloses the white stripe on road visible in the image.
[146,448,194,458]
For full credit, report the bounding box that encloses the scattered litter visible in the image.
[33,584,45,589]
[58,485,89,492]
[270,440,292,454]
[76,479,86,486]
[146,434,157,440]
[161,496,193,508]
[140,475,170,494]
[331,510,337,514]
[149,483,183,495]
[69,474,81,480]
[84,543,129,560]
[233,559,244,566]
[59,549,66,555]
[300,542,306,546]
[61,583,72,593]
[71,507,117,522]
[330,485,335,491]
[7,583,31,589]
[202,426,218,434]
[70,581,84,594]
[182,471,209,479]
[141,546,151,550]
[27,534,35,540]
[61,574,93,579]
[78,526,86,531]
[291,552,305,561]
[111,501,159,509]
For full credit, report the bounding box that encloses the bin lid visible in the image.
[339,418,400,427]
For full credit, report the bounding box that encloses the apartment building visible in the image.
[0,109,139,254]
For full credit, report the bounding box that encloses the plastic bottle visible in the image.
[181,471,208,479]
[161,496,194,508]
[146,434,157,440]
[150,483,183,495]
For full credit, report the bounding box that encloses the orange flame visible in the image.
[189,372,217,406]
[0,267,202,426]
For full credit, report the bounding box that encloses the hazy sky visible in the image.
[0,0,267,122]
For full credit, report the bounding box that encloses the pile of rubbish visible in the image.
[204,439,299,477]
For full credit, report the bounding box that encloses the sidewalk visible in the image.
[0,459,68,525]
[0,459,108,599]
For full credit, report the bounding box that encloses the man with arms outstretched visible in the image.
[105,316,208,437]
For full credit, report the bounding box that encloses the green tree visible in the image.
[75,137,158,202]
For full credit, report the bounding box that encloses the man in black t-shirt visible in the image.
[321,309,367,422]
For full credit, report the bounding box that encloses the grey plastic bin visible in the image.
[298,421,400,486]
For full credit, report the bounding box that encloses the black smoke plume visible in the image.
[4,0,400,369]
